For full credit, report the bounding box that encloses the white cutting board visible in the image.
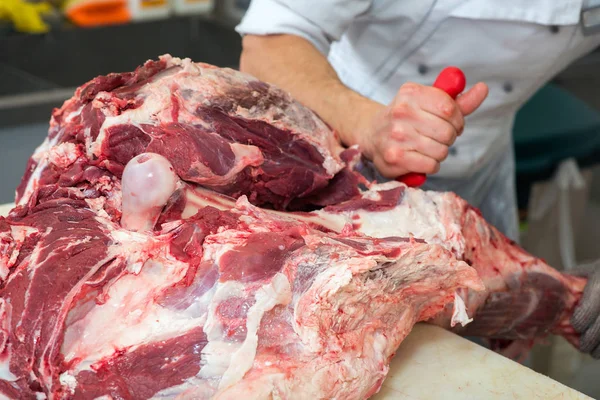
[0,203,13,217]
[375,324,590,400]
[0,203,591,399]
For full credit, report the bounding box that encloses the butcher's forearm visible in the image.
[239,34,382,148]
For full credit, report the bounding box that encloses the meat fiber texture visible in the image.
[0,54,586,399]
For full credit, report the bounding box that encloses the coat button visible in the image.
[449,147,458,156]
[503,82,513,93]
[418,64,429,75]
[550,25,560,34]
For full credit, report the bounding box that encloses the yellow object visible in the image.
[0,0,52,33]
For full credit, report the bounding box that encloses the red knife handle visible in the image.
[433,66,466,100]
[396,66,466,187]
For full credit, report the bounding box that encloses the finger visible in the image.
[395,84,464,134]
[571,269,600,333]
[579,314,600,354]
[376,148,439,177]
[387,121,451,161]
[457,82,489,116]
[412,133,450,162]
[388,117,456,148]
[410,112,458,145]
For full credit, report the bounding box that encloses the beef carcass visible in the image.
[0,193,481,399]
[309,182,586,346]
[0,55,587,399]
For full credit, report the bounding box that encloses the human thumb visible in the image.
[457,82,489,116]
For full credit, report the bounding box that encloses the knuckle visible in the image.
[391,102,412,117]
[400,82,420,95]
[383,148,399,164]
[391,127,408,141]
[439,101,456,119]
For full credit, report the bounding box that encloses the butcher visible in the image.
[235,1,600,358]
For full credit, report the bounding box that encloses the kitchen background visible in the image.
[0,0,599,397]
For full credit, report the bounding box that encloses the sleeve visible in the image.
[235,0,373,55]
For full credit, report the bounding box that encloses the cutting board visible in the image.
[374,324,590,399]
[0,203,591,399]
[0,203,13,217]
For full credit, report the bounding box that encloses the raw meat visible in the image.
[0,55,587,399]
[14,55,350,214]
[309,182,586,346]
[0,195,481,399]
[176,181,587,349]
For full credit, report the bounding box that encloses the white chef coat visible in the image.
[236,0,600,241]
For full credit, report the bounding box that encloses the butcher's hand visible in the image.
[571,259,600,359]
[357,81,488,178]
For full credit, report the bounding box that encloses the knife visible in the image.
[395,66,467,187]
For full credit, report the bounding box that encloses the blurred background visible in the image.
[0,0,599,397]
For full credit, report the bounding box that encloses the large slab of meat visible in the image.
[0,55,586,399]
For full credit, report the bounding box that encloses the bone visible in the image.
[121,153,179,231]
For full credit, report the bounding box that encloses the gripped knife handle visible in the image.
[395,66,466,187]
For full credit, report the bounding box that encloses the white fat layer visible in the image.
[202,240,245,269]
[151,377,216,399]
[61,254,202,374]
[85,198,110,220]
[59,371,77,391]
[64,104,84,123]
[199,281,246,379]
[451,291,473,327]
[0,298,16,382]
[354,187,447,242]
[38,250,126,390]
[214,373,289,400]
[293,266,354,353]
[371,332,388,361]
[108,228,157,274]
[199,341,241,380]
[89,86,170,159]
[48,142,79,168]
[217,273,292,392]
[203,281,245,341]
[182,187,233,219]
[1,225,39,281]
[0,354,17,382]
